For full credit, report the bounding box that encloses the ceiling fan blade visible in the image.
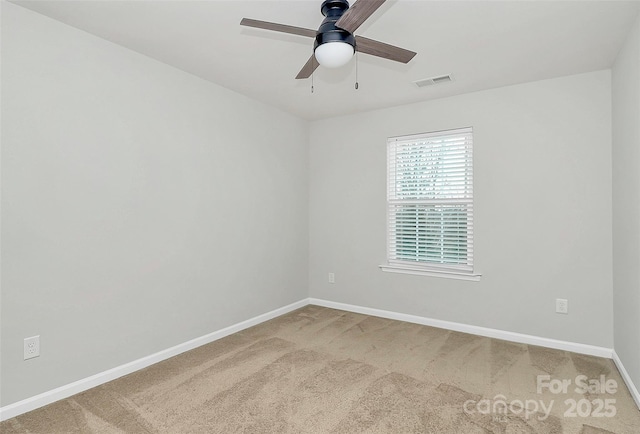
[296,55,319,79]
[335,0,386,34]
[355,36,416,64]
[240,18,316,38]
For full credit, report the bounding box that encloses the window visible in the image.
[380,127,480,280]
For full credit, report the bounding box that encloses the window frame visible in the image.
[379,127,481,281]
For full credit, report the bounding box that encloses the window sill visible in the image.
[379,264,482,281]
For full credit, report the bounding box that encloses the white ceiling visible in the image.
[12,0,640,120]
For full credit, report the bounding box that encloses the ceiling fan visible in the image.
[240,0,417,79]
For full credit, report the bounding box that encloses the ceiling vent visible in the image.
[414,74,453,88]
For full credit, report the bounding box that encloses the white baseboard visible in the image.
[612,350,640,410]
[0,299,308,422]
[3,297,635,421]
[308,298,614,359]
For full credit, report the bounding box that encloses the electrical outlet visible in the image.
[24,335,40,360]
[556,299,568,314]
[328,272,335,284]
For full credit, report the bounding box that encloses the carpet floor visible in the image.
[1,305,639,433]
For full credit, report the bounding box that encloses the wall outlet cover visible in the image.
[24,335,40,360]
[556,299,568,314]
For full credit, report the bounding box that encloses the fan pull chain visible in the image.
[311,56,315,94]
[355,52,359,90]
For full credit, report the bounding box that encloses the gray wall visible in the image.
[612,14,640,390]
[309,71,614,348]
[1,3,309,406]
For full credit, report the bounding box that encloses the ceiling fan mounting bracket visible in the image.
[321,0,350,17]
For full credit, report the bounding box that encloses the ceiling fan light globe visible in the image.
[314,41,354,68]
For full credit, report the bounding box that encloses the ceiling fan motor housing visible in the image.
[314,0,355,51]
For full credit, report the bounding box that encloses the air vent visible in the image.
[414,74,453,88]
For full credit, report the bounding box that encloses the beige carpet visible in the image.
[1,305,639,433]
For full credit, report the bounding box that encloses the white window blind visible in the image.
[385,127,475,277]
